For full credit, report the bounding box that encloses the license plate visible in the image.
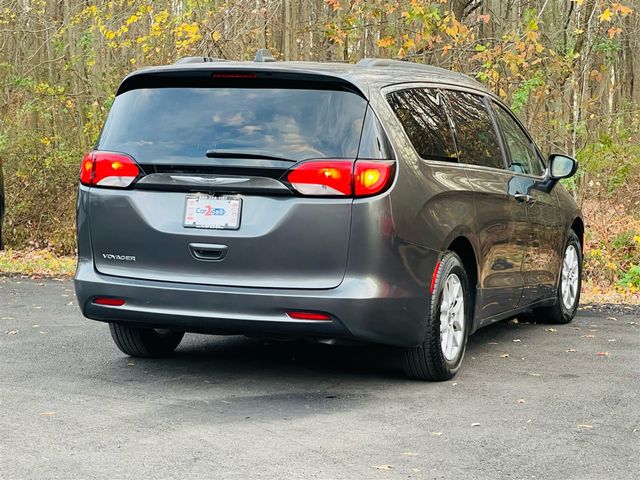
[183,195,242,230]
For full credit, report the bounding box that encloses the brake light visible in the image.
[286,160,353,196]
[354,160,394,197]
[80,151,140,188]
[285,159,394,197]
[212,72,257,79]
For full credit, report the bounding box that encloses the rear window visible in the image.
[98,87,369,163]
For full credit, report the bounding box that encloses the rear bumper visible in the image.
[74,261,431,347]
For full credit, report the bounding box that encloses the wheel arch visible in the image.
[570,216,584,251]
[446,235,480,333]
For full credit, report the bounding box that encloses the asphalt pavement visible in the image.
[1,277,638,480]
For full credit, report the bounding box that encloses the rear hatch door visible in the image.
[88,70,369,289]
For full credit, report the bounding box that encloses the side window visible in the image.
[386,88,457,161]
[445,91,504,170]
[493,104,544,176]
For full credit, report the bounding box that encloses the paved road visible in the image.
[1,277,638,480]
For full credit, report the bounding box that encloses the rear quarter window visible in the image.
[386,88,457,161]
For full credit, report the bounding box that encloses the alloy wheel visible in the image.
[440,273,465,361]
[561,245,579,310]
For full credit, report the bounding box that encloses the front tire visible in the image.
[109,323,184,357]
[402,252,471,381]
[533,230,582,324]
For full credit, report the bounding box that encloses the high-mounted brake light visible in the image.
[80,151,141,188]
[285,159,394,197]
[212,72,257,79]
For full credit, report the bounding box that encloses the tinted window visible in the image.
[493,104,544,176]
[445,91,504,169]
[98,88,368,163]
[387,88,457,161]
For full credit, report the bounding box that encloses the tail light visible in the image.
[80,151,141,188]
[285,159,394,197]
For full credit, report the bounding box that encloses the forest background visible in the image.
[0,0,638,301]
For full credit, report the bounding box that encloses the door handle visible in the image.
[189,243,228,261]
[513,193,535,205]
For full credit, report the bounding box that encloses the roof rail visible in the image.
[357,57,484,87]
[254,48,277,63]
[175,56,227,64]
[358,58,437,71]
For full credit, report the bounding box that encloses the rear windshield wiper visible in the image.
[205,149,296,162]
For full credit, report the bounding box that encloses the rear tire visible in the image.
[402,252,471,381]
[109,323,184,357]
[532,230,582,324]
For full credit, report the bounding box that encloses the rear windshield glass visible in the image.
[98,87,368,163]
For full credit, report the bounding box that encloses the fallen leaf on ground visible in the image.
[517,399,525,404]
[6,330,18,335]
[39,411,56,416]
[596,351,609,356]
[500,353,510,358]
[373,465,393,471]
[577,424,593,429]
[471,422,481,427]
[545,328,557,333]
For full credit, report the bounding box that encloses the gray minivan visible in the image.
[74,56,582,380]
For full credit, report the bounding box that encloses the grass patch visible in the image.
[0,249,76,277]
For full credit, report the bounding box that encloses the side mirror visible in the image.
[548,154,578,179]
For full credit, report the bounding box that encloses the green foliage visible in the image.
[619,264,640,288]
[511,73,543,114]
[576,141,640,194]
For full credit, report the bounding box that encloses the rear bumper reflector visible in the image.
[287,311,332,321]
[93,297,126,306]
